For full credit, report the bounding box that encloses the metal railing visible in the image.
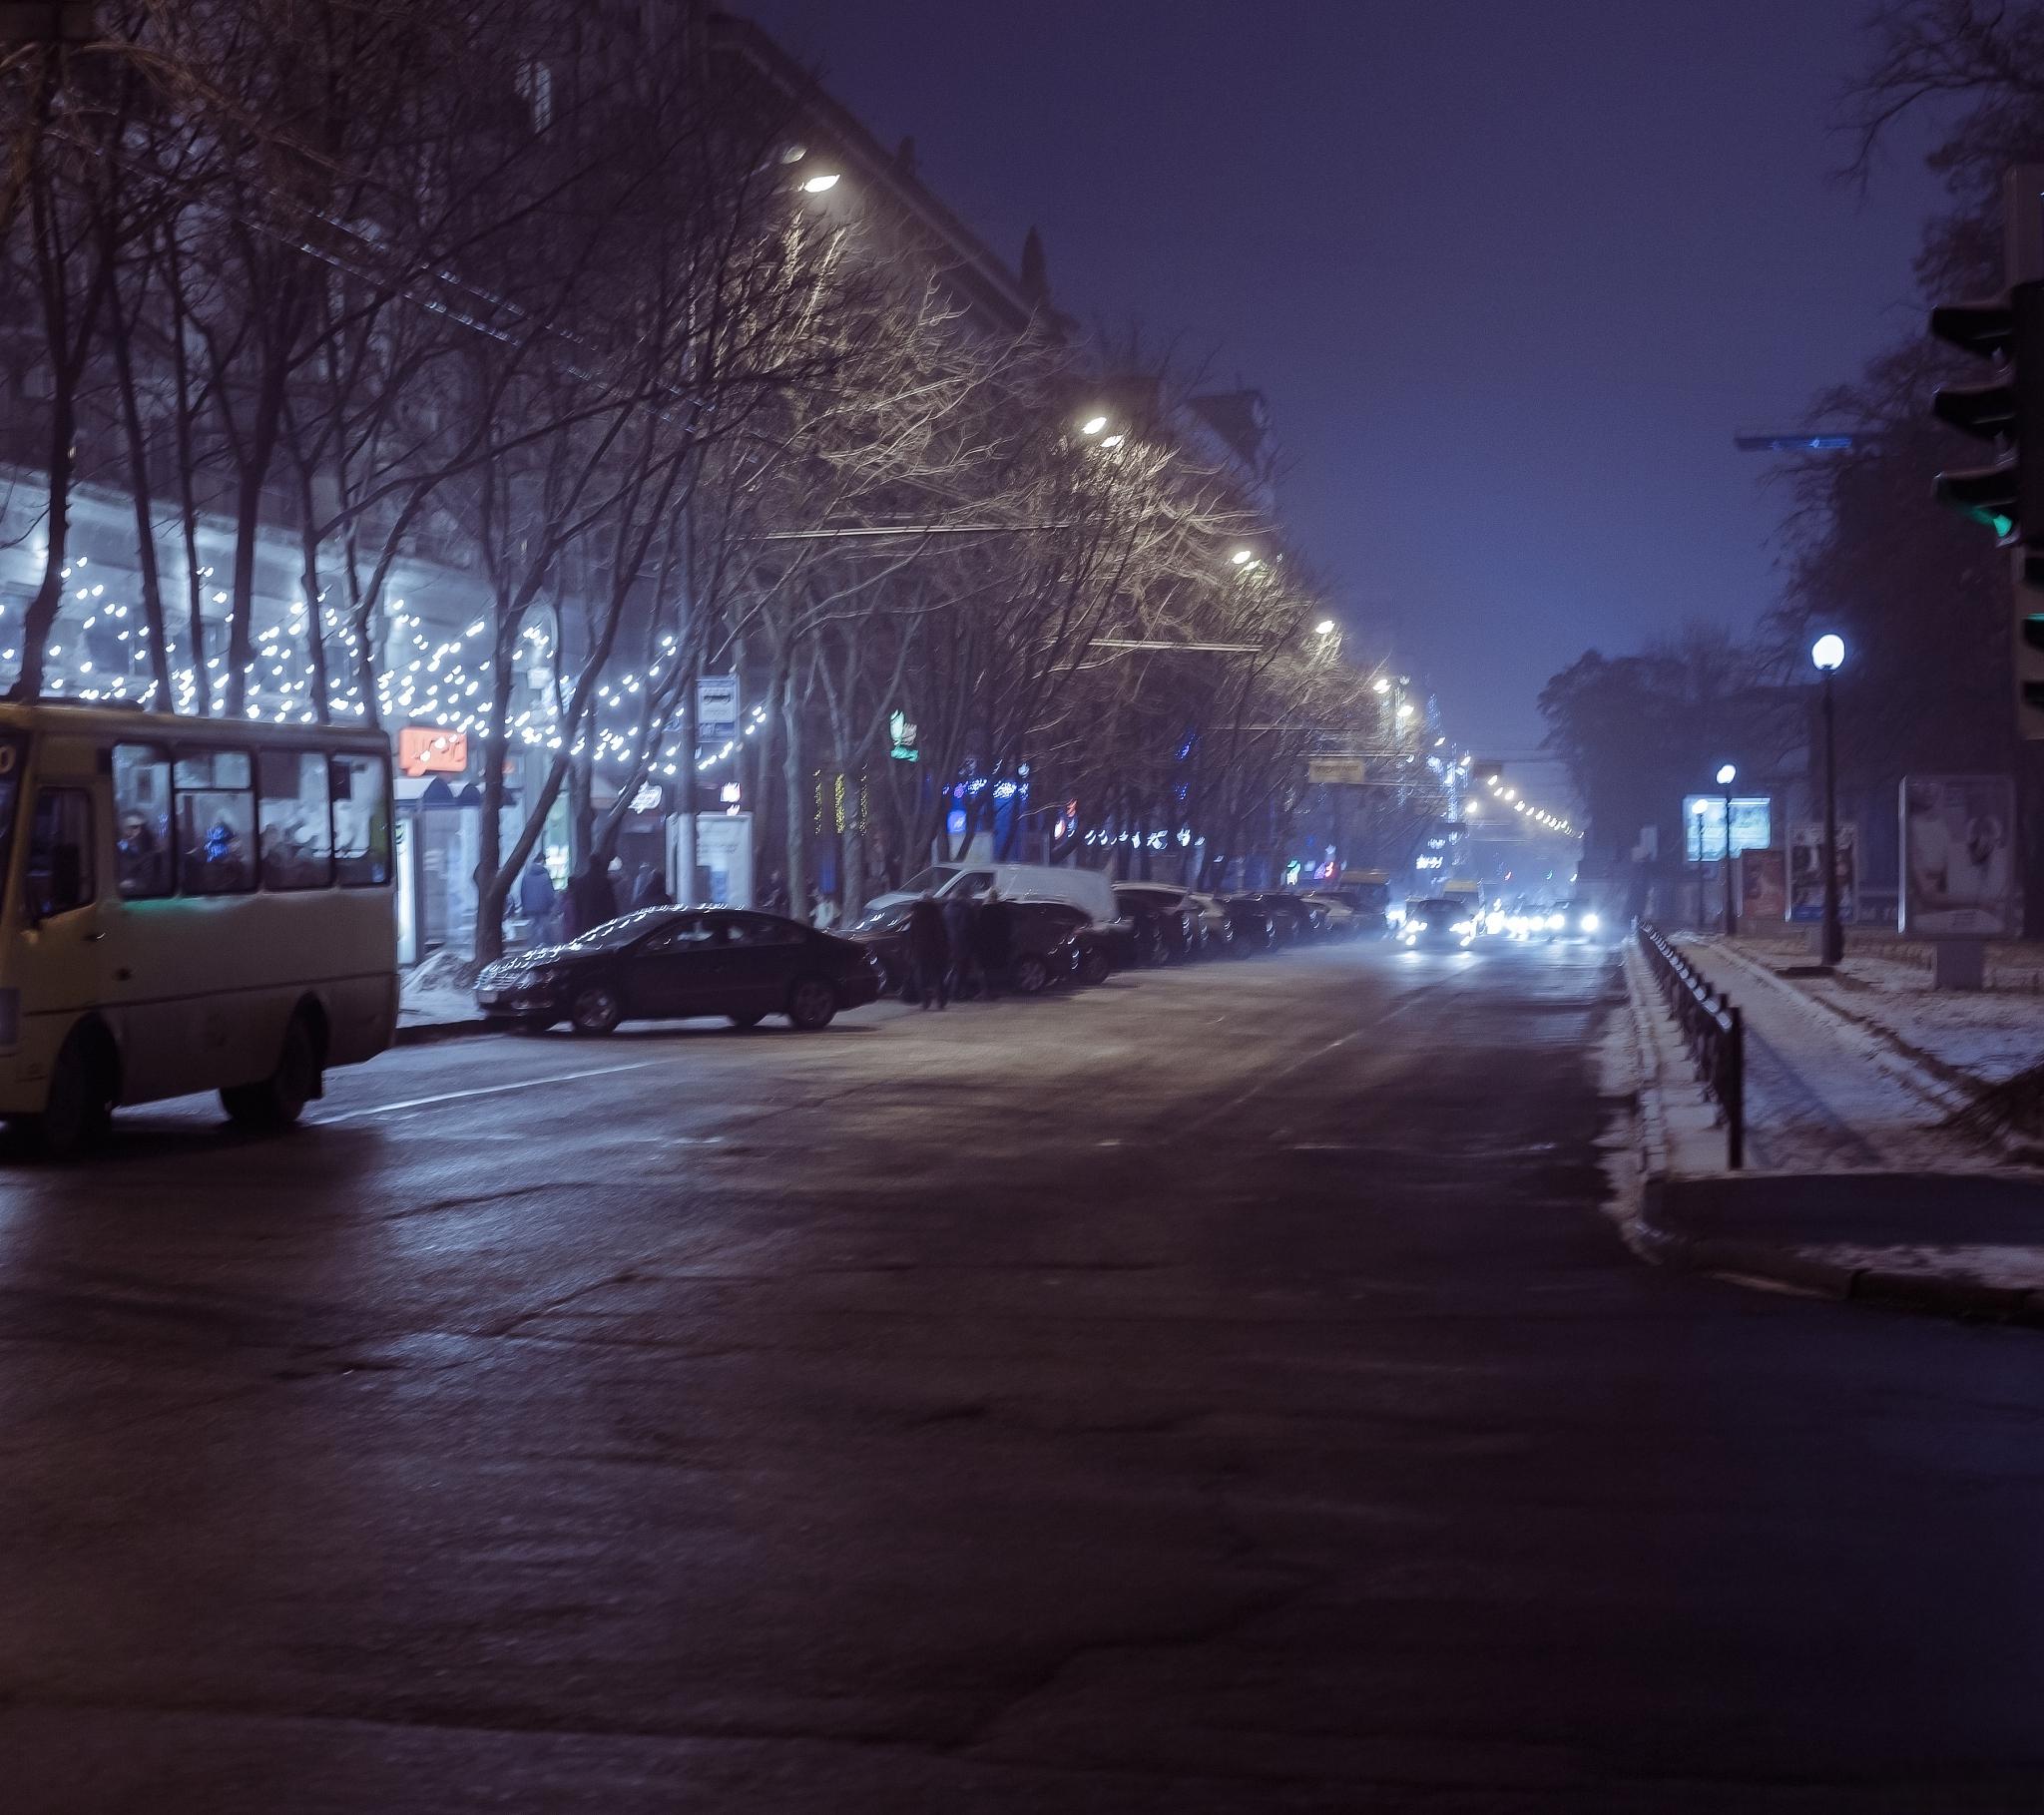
[1638,922,1744,1169]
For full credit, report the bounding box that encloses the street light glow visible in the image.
[800,172,841,194]
[1716,763,1737,786]
[1372,677,1390,694]
[1080,414,1108,435]
[1100,432,1125,448]
[1231,548,1255,565]
[1810,633,1845,673]
[1313,618,1335,635]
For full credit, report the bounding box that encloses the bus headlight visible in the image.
[1580,911,1601,933]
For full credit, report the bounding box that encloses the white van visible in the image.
[863,861,1118,925]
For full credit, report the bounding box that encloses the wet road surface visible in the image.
[7,939,2044,1811]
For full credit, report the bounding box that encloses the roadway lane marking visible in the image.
[317,1061,664,1123]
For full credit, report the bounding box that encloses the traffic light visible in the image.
[1931,283,2044,540]
[1932,279,2044,733]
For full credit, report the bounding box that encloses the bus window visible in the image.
[26,788,94,920]
[257,749,333,890]
[330,751,391,886]
[113,742,173,899]
[174,748,256,895]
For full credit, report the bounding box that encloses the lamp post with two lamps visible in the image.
[1810,633,1845,966]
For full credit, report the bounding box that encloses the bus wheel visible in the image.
[222,1014,319,1130]
[37,1027,115,1158]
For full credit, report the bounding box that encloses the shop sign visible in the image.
[399,726,466,777]
[697,675,740,743]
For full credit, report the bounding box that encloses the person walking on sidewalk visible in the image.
[975,888,1013,1000]
[908,895,950,1010]
[942,891,978,1001]
[517,857,558,945]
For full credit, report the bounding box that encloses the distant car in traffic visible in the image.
[1398,898,1477,950]
[476,907,880,1033]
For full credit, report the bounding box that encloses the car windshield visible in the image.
[567,908,678,951]
[1417,900,1460,917]
[898,864,961,895]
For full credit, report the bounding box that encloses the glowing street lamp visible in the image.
[1313,619,1336,636]
[1080,414,1108,436]
[799,172,841,194]
[1810,634,1845,965]
[1715,763,1738,936]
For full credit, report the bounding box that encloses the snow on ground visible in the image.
[1725,933,2044,1089]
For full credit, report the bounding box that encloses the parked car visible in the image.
[844,896,1110,997]
[475,907,879,1034]
[1183,890,1236,954]
[1219,894,1278,954]
[1112,884,1199,966]
[1242,891,1318,943]
[841,899,918,993]
[1298,892,1360,938]
[861,860,1118,926]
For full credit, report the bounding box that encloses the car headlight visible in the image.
[1451,919,1474,935]
[1547,912,1565,930]
[1580,911,1600,932]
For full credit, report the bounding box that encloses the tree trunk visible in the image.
[11,384,76,703]
[109,294,176,709]
[781,660,807,917]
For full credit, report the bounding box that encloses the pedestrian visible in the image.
[810,890,839,931]
[629,863,670,912]
[975,888,1012,999]
[566,859,617,940]
[517,856,557,945]
[908,894,949,1010]
[941,891,977,1000]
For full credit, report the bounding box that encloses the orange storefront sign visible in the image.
[399,726,467,778]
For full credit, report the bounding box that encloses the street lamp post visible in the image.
[1811,634,1845,967]
[1716,763,1738,936]
[1692,801,1709,927]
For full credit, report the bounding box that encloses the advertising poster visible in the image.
[1900,774,2016,939]
[1740,846,1788,922]
[1788,822,1856,924]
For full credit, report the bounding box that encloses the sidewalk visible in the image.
[1619,931,2044,1326]
[395,955,491,1045]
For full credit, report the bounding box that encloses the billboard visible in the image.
[1788,822,1857,924]
[1307,754,1367,785]
[1683,794,1772,860]
[1900,774,2016,939]
[1740,846,1788,922]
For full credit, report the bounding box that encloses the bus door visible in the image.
[16,779,109,1079]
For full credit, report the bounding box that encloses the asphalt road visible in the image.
[7,938,2044,1811]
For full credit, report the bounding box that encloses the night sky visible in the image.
[741,0,1947,767]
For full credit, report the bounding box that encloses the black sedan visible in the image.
[476,907,880,1034]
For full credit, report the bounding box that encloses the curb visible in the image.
[394,1017,494,1047]
[1636,1175,2044,1330]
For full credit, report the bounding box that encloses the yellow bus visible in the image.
[0,702,396,1152]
